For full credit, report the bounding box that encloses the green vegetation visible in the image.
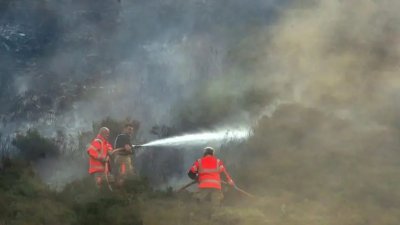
[0,158,75,225]
[3,109,400,225]
[12,129,59,161]
[0,157,145,225]
[230,104,400,225]
[0,155,253,225]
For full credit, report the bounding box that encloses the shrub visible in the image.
[12,129,59,162]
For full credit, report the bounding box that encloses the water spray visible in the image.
[135,127,252,148]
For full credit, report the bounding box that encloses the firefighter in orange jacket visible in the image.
[187,147,235,206]
[87,127,114,188]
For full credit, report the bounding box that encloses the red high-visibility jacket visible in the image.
[189,155,233,190]
[87,135,113,174]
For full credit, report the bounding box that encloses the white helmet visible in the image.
[203,146,215,155]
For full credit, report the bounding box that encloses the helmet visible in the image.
[203,147,215,156]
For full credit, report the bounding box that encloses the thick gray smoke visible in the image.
[231,0,400,128]
[0,0,285,136]
[2,0,400,222]
[0,0,286,187]
[220,1,400,224]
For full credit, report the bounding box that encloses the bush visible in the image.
[12,129,59,161]
[74,195,143,225]
[0,158,75,225]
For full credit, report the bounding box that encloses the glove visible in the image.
[188,171,198,181]
[228,179,235,186]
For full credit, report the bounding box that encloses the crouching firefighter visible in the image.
[187,147,235,207]
[87,127,114,190]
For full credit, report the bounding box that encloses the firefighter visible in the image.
[114,123,136,187]
[87,127,114,189]
[187,147,235,207]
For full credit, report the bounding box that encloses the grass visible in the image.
[2,104,400,224]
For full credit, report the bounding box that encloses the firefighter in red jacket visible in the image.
[187,147,235,206]
[87,127,114,188]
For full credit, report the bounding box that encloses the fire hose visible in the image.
[104,155,113,191]
[177,180,197,192]
[231,183,255,198]
[103,146,142,191]
[177,180,256,198]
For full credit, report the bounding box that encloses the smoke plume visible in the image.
[2,3,400,223]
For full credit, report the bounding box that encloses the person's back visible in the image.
[196,155,223,189]
[188,147,235,207]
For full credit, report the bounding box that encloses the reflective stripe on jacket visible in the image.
[87,135,112,174]
[189,155,231,190]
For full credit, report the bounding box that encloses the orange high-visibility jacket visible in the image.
[189,155,233,189]
[87,135,113,174]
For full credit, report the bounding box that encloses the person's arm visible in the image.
[219,161,234,186]
[116,134,132,153]
[124,143,132,153]
[87,140,107,162]
[187,161,199,181]
[106,143,114,155]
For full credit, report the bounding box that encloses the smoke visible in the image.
[1,0,400,223]
[248,0,400,127]
[0,0,287,188]
[0,0,289,147]
[172,0,400,142]
[0,0,285,132]
[214,1,400,224]
[1,0,400,210]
